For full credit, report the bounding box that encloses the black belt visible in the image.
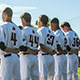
[69,53,73,55]
[57,53,63,56]
[42,53,49,55]
[23,53,30,55]
[4,54,11,57]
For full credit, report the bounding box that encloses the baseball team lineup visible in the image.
[0,7,79,80]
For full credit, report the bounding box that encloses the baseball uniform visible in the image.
[65,30,79,80]
[37,26,59,80]
[54,29,67,80]
[0,22,21,80]
[19,26,40,80]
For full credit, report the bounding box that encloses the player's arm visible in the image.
[66,45,78,55]
[19,45,39,55]
[70,49,78,56]
[5,48,19,53]
[0,42,19,53]
[24,49,39,55]
[57,44,67,54]
[40,44,56,55]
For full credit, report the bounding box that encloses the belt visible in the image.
[57,53,63,56]
[23,53,30,55]
[4,54,11,57]
[68,53,73,55]
[42,53,49,55]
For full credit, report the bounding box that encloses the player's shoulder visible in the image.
[38,27,50,34]
[12,22,21,31]
[0,22,8,28]
[67,30,73,34]
[72,30,79,37]
[31,27,39,34]
[55,29,63,34]
[48,28,55,35]
[37,27,45,32]
[65,30,74,38]
[22,26,29,32]
[55,29,64,37]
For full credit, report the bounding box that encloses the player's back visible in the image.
[54,29,67,50]
[1,22,21,49]
[66,30,79,49]
[22,26,39,50]
[38,27,57,50]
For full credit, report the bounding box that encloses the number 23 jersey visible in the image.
[37,27,60,52]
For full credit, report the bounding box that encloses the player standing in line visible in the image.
[61,22,79,80]
[19,12,40,80]
[50,18,67,80]
[0,7,21,80]
[37,15,60,80]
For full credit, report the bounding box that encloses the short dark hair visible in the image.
[61,22,71,28]
[51,18,59,26]
[39,15,49,25]
[20,12,31,23]
[3,7,13,17]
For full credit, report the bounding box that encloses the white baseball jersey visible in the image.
[37,27,59,54]
[54,29,68,50]
[65,30,79,50]
[22,26,40,50]
[0,22,22,51]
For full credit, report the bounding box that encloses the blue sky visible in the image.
[0,0,80,36]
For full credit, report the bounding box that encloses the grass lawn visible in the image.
[78,67,80,80]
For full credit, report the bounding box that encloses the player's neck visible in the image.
[24,24,32,27]
[6,19,12,23]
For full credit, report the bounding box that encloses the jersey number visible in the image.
[64,38,67,47]
[72,38,79,47]
[29,35,39,48]
[47,34,54,46]
[11,32,17,45]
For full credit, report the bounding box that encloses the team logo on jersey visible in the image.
[32,30,35,33]
[48,30,51,33]
[12,27,15,30]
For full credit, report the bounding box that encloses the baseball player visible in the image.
[50,18,67,80]
[61,22,79,80]
[19,12,40,80]
[37,15,60,80]
[0,7,21,80]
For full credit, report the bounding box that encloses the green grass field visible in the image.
[78,67,80,80]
